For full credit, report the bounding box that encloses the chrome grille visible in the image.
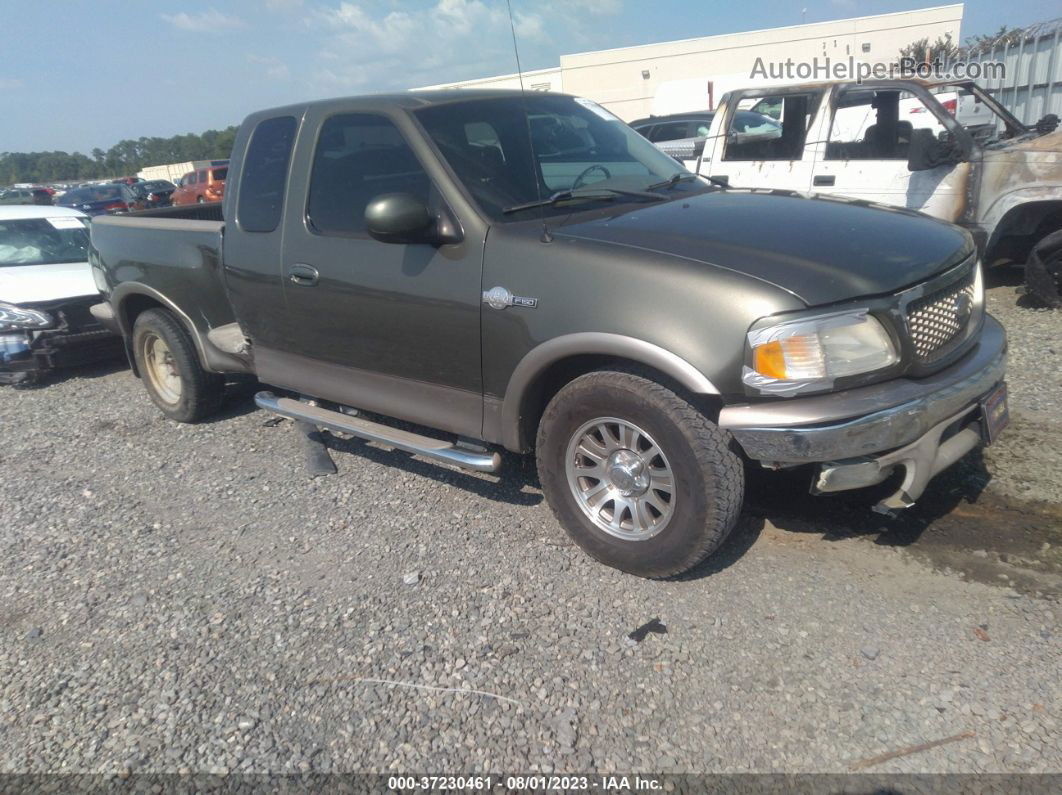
[905,267,977,362]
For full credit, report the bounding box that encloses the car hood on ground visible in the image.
[554,189,972,306]
[0,261,97,304]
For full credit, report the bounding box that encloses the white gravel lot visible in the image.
[0,278,1059,776]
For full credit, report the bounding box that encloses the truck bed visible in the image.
[90,209,240,369]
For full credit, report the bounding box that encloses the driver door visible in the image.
[267,108,485,439]
[810,87,969,223]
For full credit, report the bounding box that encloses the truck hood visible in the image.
[0,261,97,305]
[554,189,971,306]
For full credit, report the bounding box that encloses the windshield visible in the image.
[415,94,695,220]
[927,83,1025,144]
[0,217,90,266]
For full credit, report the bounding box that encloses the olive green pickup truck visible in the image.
[89,90,1008,577]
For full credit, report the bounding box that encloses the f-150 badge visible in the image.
[482,286,538,310]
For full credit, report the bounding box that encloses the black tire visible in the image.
[131,308,224,422]
[196,196,205,204]
[1025,229,1062,308]
[536,369,744,578]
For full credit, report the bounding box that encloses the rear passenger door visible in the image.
[273,108,484,438]
[703,89,824,192]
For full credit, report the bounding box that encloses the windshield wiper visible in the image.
[646,172,726,191]
[502,186,665,215]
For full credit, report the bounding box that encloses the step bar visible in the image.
[254,391,501,473]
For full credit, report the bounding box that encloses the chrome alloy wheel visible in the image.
[142,333,182,405]
[564,417,676,540]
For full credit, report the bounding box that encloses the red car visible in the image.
[171,164,228,205]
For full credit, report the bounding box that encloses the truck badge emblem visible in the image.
[483,286,537,310]
[954,292,972,326]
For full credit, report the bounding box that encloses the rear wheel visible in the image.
[196,196,205,204]
[132,308,223,422]
[536,369,744,578]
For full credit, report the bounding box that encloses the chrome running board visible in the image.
[254,391,501,473]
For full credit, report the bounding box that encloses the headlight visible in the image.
[0,302,53,333]
[744,310,898,395]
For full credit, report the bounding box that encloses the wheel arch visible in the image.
[112,283,213,375]
[497,333,721,453]
[984,199,1062,267]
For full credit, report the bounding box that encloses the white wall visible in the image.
[419,4,964,121]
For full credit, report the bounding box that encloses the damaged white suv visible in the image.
[0,205,121,384]
[695,79,1062,306]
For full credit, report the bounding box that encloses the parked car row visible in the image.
[0,161,228,214]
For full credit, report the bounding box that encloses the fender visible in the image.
[497,332,720,452]
[110,282,247,374]
[981,188,1062,251]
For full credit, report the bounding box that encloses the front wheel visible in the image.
[132,308,224,422]
[536,369,744,578]
[1026,229,1062,308]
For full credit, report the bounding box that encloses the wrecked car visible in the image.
[0,205,122,384]
[90,90,1007,578]
[694,79,1062,306]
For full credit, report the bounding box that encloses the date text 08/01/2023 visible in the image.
[387,774,663,791]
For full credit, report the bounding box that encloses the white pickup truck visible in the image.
[694,78,1062,305]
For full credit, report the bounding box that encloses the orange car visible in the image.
[171,163,228,205]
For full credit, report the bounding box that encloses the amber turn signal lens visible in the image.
[753,340,787,379]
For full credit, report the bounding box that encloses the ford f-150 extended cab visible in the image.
[90,90,1008,578]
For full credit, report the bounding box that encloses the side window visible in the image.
[238,115,297,233]
[648,122,688,143]
[723,93,815,161]
[306,113,431,237]
[693,120,712,137]
[187,172,198,186]
[826,90,948,160]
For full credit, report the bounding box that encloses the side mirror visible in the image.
[365,193,461,246]
[908,128,968,172]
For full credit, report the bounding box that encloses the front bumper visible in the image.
[719,314,1007,507]
[1,299,123,383]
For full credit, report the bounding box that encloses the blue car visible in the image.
[57,184,139,216]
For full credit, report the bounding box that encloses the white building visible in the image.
[419,4,963,120]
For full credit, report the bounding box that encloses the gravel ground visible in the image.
[0,279,1059,776]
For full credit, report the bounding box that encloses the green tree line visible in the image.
[0,126,238,184]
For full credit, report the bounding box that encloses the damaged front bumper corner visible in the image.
[718,315,1007,511]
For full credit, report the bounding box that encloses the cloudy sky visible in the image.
[1,0,1053,153]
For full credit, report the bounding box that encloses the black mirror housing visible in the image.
[365,193,435,244]
[908,128,969,172]
[364,193,463,246]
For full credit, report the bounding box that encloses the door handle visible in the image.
[288,263,319,286]
[813,174,835,187]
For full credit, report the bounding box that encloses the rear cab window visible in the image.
[237,115,298,233]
